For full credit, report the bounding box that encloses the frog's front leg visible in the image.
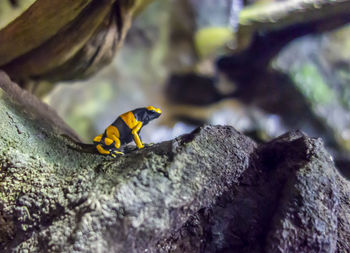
[132,122,144,149]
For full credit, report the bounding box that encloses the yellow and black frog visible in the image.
[93,106,162,157]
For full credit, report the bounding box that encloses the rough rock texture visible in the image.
[157,131,350,253]
[0,72,349,252]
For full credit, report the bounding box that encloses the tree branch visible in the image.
[236,0,350,50]
[0,0,152,83]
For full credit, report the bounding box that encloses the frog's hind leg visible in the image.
[105,139,124,157]
[96,144,111,155]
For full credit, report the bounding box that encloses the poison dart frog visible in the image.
[93,106,162,157]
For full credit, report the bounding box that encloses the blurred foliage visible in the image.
[194,27,234,58]
[291,63,335,106]
[46,81,116,140]
[272,25,350,161]
[337,69,350,110]
[132,0,156,15]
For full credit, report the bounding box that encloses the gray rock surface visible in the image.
[0,72,349,252]
[157,131,350,253]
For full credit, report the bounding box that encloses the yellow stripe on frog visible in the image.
[120,111,138,129]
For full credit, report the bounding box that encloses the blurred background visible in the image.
[1,0,350,178]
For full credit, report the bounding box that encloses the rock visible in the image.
[0,72,349,252]
[157,131,350,253]
[0,71,256,252]
[0,71,80,141]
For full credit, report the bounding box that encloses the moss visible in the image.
[290,63,335,105]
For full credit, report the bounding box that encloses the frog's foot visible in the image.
[110,150,124,157]
[137,143,145,149]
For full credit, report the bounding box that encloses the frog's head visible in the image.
[146,106,162,121]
